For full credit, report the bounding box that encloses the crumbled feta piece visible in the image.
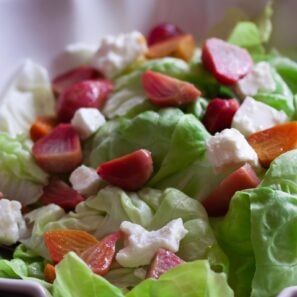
[0,199,27,245]
[206,128,259,173]
[232,97,288,136]
[116,218,188,268]
[69,165,104,197]
[71,108,105,139]
[91,31,147,78]
[235,62,276,99]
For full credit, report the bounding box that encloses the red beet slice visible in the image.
[147,248,185,279]
[52,66,102,96]
[202,38,253,85]
[57,79,112,122]
[147,23,183,46]
[141,70,201,107]
[32,124,82,174]
[97,149,153,191]
[203,98,239,134]
[202,163,260,217]
[80,231,122,276]
[41,178,85,211]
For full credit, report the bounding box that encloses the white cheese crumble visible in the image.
[206,128,259,173]
[235,62,276,99]
[91,31,147,78]
[232,97,288,136]
[69,165,104,197]
[116,218,188,268]
[0,199,27,245]
[71,108,106,140]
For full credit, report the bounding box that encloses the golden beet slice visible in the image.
[247,122,297,168]
[146,34,195,62]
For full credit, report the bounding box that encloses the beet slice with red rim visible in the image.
[41,178,85,211]
[52,66,103,96]
[142,70,201,107]
[147,248,185,279]
[202,38,253,85]
[57,79,112,122]
[202,163,260,217]
[32,124,82,174]
[97,149,153,191]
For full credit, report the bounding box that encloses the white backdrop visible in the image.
[0,0,295,91]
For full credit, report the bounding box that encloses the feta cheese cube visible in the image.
[71,108,105,140]
[116,218,188,268]
[0,199,27,245]
[69,165,104,197]
[235,62,276,99]
[206,128,259,173]
[232,97,288,136]
[91,31,147,78]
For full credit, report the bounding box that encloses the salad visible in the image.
[1,2,297,297]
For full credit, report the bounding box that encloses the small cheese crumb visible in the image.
[69,165,104,197]
[206,128,259,173]
[71,108,105,140]
[235,62,276,99]
[116,218,187,268]
[91,31,147,78]
[232,96,288,136]
[0,199,27,245]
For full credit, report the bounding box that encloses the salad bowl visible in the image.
[1,1,297,297]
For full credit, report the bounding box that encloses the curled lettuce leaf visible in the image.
[0,133,48,205]
[0,59,55,137]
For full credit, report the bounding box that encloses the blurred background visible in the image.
[0,0,295,91]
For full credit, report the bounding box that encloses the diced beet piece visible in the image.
[203,98,239,134]
[141,70,201,107]
[202,163,260,217]
[202,38,253,85]
[41,178,85,211]
[147,248,185,279]
[32,124,82,174]
[97,149,153,191]
[80,231,122,276]
[147,23,184,46]
[52,66,102,96]
[57,79,112,122]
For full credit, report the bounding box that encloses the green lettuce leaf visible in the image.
[0,132,48,205]
[228,21,265,56]
[127,260,233,297]
[0,59,55,137]
[0,256,52,292]
[254,67,294,117]
[270,56,297,94]
[213,150,297,297]
[53,252,124,297]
